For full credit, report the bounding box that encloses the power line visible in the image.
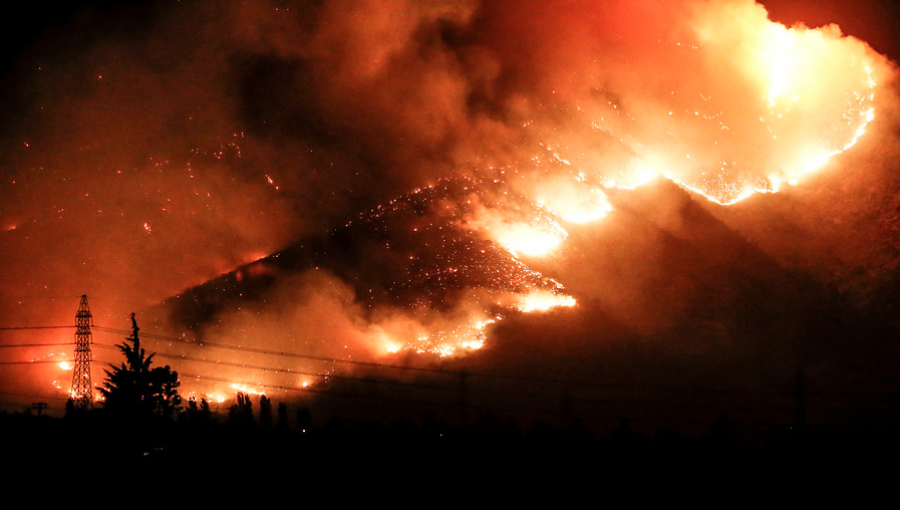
[10,324,899,406]
[92,342,457,393]
[92,341,601,410]
[91,325,788,396]
[0,323,793,396]
[0,343,74,348]
[0,360,73,366]
[90,342,789,413]
[0,326,75,331]
[93,325,457,376]
[0,389,71,402]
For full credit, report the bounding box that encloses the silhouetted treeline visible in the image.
[4,396,900,479]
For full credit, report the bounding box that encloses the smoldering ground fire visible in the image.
[2,0,900,427]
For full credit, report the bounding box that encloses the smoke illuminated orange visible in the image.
[11,0,895,408]
[573,1,886,205]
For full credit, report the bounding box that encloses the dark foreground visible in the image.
[4,408,898,487]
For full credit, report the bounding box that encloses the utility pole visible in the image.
[70,295,94,409]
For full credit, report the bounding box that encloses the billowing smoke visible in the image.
[2,0,899,411]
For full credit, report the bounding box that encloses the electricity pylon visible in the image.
[70,295,93,409]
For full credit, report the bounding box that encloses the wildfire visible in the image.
[561,1,886,207]
[111,2,891,389]
[535,176,613,224]
[375,310,497,358]
[495,220,567,258]
[231,383,263,396]
[207,393,229,404]
[377,3,883,356]
[515,291,577,313]
[670,3,879,203]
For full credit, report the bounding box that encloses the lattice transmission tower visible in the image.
[70,294,94,409]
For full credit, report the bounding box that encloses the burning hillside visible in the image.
[162,174,577,358]
[2,1,900,420]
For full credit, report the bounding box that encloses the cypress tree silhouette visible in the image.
[99,313,181,418]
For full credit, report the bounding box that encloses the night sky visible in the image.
[2,0,900,430]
